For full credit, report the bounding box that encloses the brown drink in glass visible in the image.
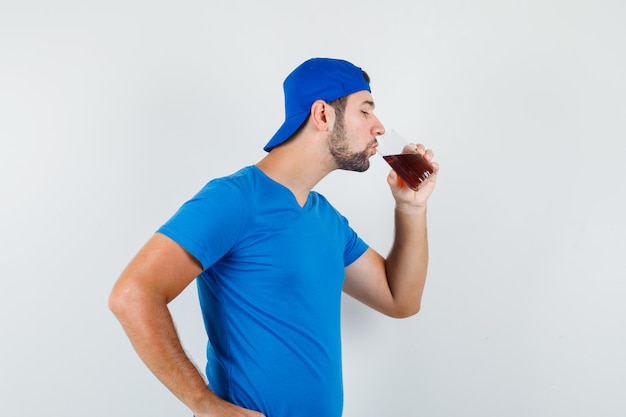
[378,130,434,191]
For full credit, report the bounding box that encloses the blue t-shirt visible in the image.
[157,166,368,417]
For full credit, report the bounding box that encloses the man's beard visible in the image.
[328,119,372,172]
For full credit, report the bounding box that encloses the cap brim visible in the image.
[263,110,310,152]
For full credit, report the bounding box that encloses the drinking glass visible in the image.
[377,129,434,191]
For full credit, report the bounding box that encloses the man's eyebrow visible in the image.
[362,100,375,109]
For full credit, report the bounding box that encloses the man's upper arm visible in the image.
[112,232,203,305]
[343,247,395,315]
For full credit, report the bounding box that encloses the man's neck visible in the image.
[256,141,336,208]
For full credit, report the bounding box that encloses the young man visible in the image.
[109,57,438,417]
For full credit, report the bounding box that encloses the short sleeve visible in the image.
[157,179,246,270]
[341,219,368,267]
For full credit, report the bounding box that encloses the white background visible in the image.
[1,1,625,416]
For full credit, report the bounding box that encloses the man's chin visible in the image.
[350,159,370,173]
[334,152,371,172]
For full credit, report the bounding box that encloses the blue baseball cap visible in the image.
[263,58,371,152]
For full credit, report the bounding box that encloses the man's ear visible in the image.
[310,100,334,132]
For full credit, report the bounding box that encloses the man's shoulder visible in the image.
[197,166,257,194]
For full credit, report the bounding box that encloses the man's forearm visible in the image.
[384,205,429,317]
[111,293,221,415]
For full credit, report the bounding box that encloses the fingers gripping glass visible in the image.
[377,130,434,191]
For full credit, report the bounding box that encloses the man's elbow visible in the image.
[108,285,127,319]
[108,281,141,321]
[388,302,421,319]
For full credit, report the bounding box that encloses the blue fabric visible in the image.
[157,166,368,417]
